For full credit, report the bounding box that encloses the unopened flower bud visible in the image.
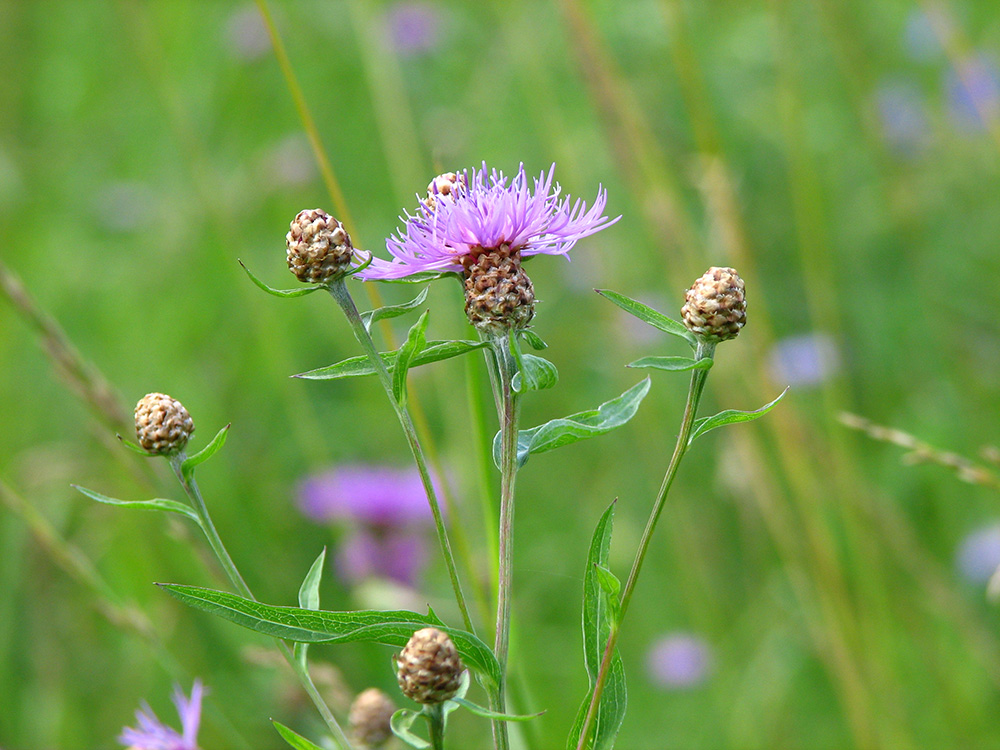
[349,688,396,748]
[681,267,747,342]
[286,209,354,283]
[134,392,194,455]
[396,627,464,704]
[424,171,466,211]
[463,244,535,334]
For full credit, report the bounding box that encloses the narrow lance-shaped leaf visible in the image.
[157,584,501,689]
[294,340,490,380]
[567,502,627,750]
[519,329,548,350]
[494,378,651,469]
[73,486,202,527]
[596,289,697,349]
[688,387,789,445]
[180,424,230,481]
[627,356,713,373]
[272,721,329,750]
[239,259,323,298]
[294,548,326,668]
[393,310,429,406]
[360,287,429,332]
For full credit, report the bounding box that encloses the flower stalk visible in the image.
[167,455,354,750]
[326,278,475,634]
[575,340,715,750]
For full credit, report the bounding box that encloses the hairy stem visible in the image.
[327,279,475,634]
[575,341,714,750]
[169,457,354,750]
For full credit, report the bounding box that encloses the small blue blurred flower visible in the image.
[946,55,1000,131]
[874,80,929,155]
[768,332,840,387]
[119,680,203,750]
[956,524,1000,585]
[382,1,443,57]
[646,633,713,689]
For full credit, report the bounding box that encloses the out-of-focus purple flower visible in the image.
[382,2,442,57]
[224,5,271,62]
[956,524,1000,585]
[120,680,203,750]
[874,80,929,154]
[336,528,428,587]
[646,633,712,689]
[947,55,1000,131]
[357,163,619,280]
[297,465,436,526]
[768,332,840,387]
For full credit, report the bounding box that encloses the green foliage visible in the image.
[393,310,429,406]
[688,388,789,445]
[72,486,202,527]
[627,356,713,372]
[294,340,490,380]
[391,709,432,749]
[596,290,697,349]
[180,423,230,481]
[493,378,651,468]
[360,287,429,332]
[157,584,502,689]
[272,721,329,750]
[568,503,626,750]
[239,260,325,298]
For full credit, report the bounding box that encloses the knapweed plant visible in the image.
[77,163,784,750]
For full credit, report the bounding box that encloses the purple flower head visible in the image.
[956,524,1000,585]
[768,332,840,387]
[947,55,1000,131]
[336,527,428,587]
[646,633,712,690]
[383,2,442,57]
[357,163,619,280]
[297,464,437,527]
[119,680,204,750]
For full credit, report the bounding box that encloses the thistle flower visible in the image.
[349,687,396,748]
[681,267,747,343]
[396,627,464,704]
[134,393,194,456]
[357,163,618,281]
[119,680,204,750]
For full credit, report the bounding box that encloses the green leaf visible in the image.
[294,340,489,380]
[390,709,431,749]
[157,584,501,689]
[567,502,627,750]
[450,697,544,721]
[272,721,328,750]
[393,310,429,406]
[116,434,156,456]
[360,287,429,332]
[494,378,651,469]
[593,564,622,622]
[374,270,457,284]
[512,353,559,393]
[688,387,788,445]
[298,549,326,611]
[180,424,230,481]
[597,289,697,349]
[239,259,324,297]
[74,486,202,527]
[627,356,713,373]
[519,330,548,350]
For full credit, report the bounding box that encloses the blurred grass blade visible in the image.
[494,378,651,468]
[360,286,429,332]
[627,356,713,372]
[74,486,202,527]
[688,387,789,445]
[157,584,500,688]
[295,340,490,380]
[238,259,323,297]
[393,310,429,406]
[180,424,230,481]
[272,721,328,750]
[596,289,697,348]
[568,502,626,750]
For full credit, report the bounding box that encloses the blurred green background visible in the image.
[3,0,1000,748]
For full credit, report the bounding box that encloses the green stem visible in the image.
[575,340,714,750]
[168,457,354,750]
[427,703,447,750]
[327,279,475,634]
[489,333,520,750]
